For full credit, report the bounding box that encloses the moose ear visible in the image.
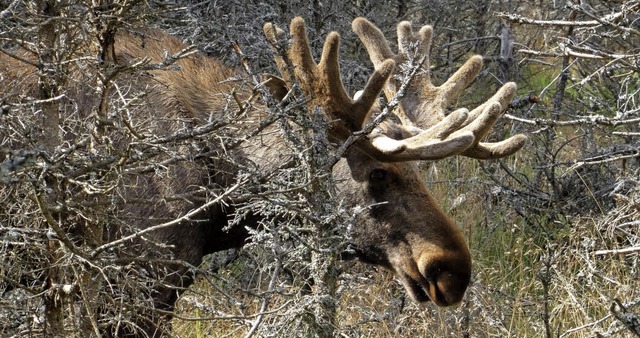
[262,74,289,102]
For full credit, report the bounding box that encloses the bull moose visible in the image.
[0,16,526,337]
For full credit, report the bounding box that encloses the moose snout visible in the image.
[418,253,472,307]
[425,267,470,306]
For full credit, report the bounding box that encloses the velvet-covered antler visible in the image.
[263,18,393,141]
[352,17,527,160]
[264,17,491,162]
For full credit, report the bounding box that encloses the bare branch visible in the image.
[497,12,603,27]
[594,246,640,256]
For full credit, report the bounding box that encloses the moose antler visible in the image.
[263,18,393,141]
[352,17,527,160]
[263,18,483,162]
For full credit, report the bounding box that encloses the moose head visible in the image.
[261,17,527,306]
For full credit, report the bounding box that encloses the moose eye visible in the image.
[369,168,387,182]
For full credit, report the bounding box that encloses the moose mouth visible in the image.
[395,262,468,307]
[404,274,431,303]
[399,271,450,305]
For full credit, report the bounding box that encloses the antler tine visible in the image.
[438,56,483,110]
[461,83,528,159]
[263,17,394,134]
[263,22,292,84]
[465,82,516,126]
[353,18,527,161]
[352,17,425,127]
[396,21,433,63]
[351,17,394,68]
[289,18,318,86]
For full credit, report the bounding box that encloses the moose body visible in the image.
[0,17,526,336]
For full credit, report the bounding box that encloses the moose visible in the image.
[0,16,526,337]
